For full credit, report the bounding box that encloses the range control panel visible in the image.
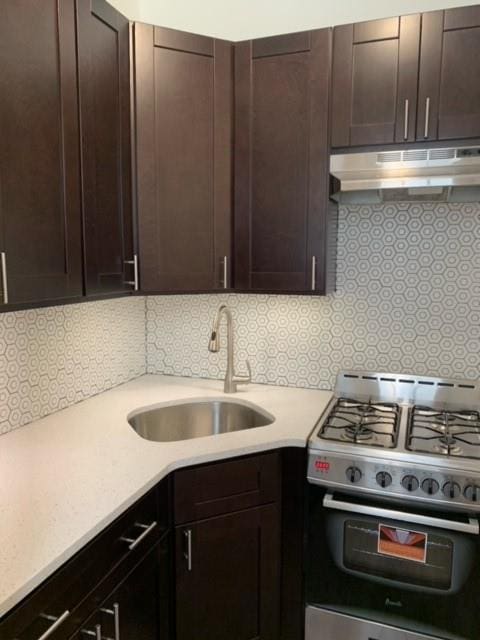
[307,453,480,509]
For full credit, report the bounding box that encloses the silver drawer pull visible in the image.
[323,491,479,534]
[311,256,317,291]
[120,521,157,550]
[1,252,8,304]
[100,603,120,640]
[124,254,139,291]
[184,528,192,571]
[222,256,228,289]
[82,624,102,640]
[37,611,70,640]
[403,98,409,140]
[424,96,431,138]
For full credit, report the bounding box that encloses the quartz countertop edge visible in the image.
[0,374,332,619]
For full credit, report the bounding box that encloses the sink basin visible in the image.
[128,398,275,442]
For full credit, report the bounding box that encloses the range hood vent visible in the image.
[330,146,480,203]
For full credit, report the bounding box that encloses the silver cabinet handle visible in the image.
[222,256,228,289]
[101,603,120,640]
[404,98,409,140]
[424,97,431,138]
[119,521,157,550]
[184,529,192,571]
[323,491,479,534]
[1,252,8,304]
[124,254,139,291]
[37,611,70,640]
[311,256,317,291]
[82,623,102,639]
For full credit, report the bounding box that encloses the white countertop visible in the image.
[0,374,332,618]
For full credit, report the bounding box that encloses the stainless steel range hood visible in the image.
[330,146,480,203]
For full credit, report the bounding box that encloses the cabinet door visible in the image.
[175,505,280,640]
[418,7,480,141]
[0,0,83,305]
[331,15,421,147]
[69,539,170,640]
[76,0,134,296]
[134,25,232,292]
[234,31,337,293]
[100,540,170,640]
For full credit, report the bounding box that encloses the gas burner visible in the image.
[407,406,480,459]
[318,398,399,448]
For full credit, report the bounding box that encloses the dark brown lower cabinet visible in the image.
[70,538,170,640]
[175,504,281,640]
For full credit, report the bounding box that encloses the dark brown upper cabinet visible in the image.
[234,31,337,294]
[76,0,136,296]
[0,0,83,305]
[418,6,480,141]
[331,15,421,148]
[134,24,233,293]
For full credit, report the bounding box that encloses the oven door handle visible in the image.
[323,492,479,535]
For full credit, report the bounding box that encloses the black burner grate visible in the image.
[407,406,480,459]
[318,397,400,448]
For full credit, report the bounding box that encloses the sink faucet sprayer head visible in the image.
[208,329,220,352]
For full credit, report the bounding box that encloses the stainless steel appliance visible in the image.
[330,146,480,203]
[306,371,480,640]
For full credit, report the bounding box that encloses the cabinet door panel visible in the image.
[332,15,420,147]
[76,0,133,296]
[234,30,336,293]
[0,0,82,304]
[100,540,170,640]
[135,24,232,292]
[175,505,280,640]
[444,6,480,30]
[419,8,480,141]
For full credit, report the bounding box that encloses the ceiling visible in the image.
[109,0,480,40]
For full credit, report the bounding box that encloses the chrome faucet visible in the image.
[208,304,252,393]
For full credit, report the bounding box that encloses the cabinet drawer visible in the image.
[174,452,281,524]
[0,484,164,639]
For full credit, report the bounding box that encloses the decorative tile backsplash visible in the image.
[0,297,146,435]
[146,203,480,389]
[1,203,479,435]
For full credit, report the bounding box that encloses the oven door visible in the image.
[306,486,480,640]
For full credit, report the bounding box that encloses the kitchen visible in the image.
[0,0,479,639]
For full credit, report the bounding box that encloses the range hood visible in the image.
[330,146,480,203]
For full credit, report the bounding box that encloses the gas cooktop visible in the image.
[308,371,480,511]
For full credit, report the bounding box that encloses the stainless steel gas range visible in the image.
[305,371,480,640]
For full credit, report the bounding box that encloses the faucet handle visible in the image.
[235,360,252,386]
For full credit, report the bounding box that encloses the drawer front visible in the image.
[0,484,164,639]
[174,452,281,524]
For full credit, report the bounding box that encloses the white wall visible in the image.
[110,0,479,40]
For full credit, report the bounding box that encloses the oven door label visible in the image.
[377,524,427,563]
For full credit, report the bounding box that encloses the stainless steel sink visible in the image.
[128,399,275,442]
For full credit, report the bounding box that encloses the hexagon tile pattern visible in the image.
[147,203,480,390]
[0,297,146,435]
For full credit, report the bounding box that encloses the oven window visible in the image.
[344,519,453,590]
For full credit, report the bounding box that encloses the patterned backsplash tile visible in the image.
[0,297,146,435]
[1,202,479,436]
[146,203,480,389]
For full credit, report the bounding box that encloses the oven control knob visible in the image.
[346,466,362,483]
[421,478,440,495]
[401,475,419,492]
[464,485,480,502]
[376,471,392,488]
[442,481,461,499]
